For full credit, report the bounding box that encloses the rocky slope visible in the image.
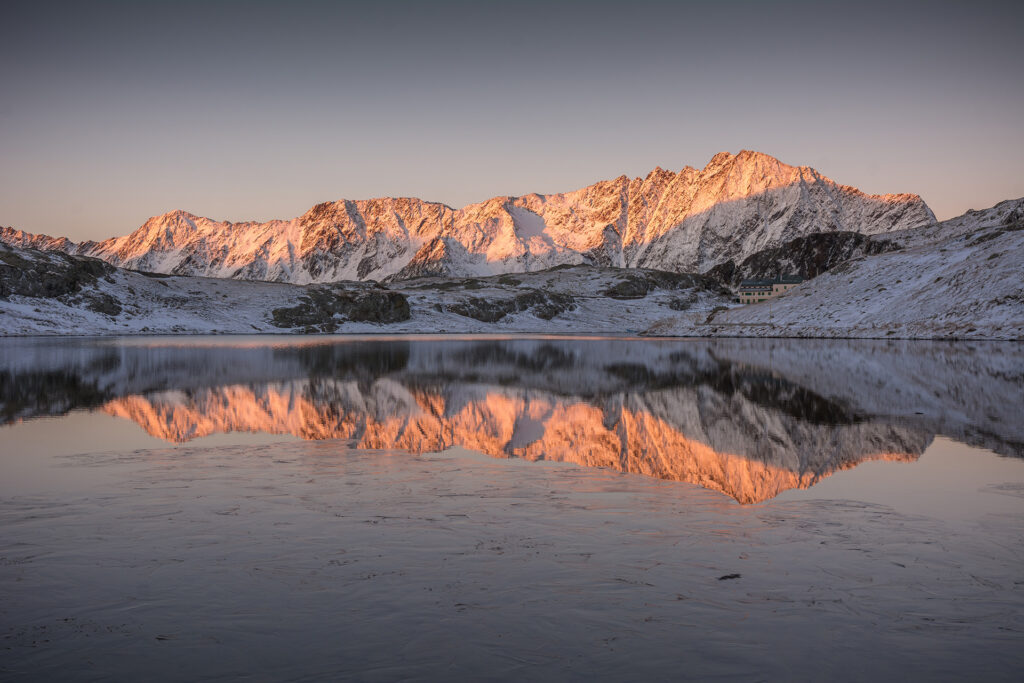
[0,150,936,283]
[702,196,1024,286]
[0,245,119,312]
[886,196,1024,249]
[704,231,898,287]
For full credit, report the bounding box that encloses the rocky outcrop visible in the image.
[0,244,113,299]
[271,285,411,332]
[445,289,576,322]
[0,244,122,317]
[705,231,898,287]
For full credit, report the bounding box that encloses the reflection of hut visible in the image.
[737,275,804,304]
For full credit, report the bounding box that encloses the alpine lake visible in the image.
[1,335,1022,681]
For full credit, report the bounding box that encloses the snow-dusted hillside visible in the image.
[886,196,1024,249]
[700,196,1024,286]
[0,242,732,336]
[0,243,301,335]
[650,204,1024,340]
[0,150,935,284]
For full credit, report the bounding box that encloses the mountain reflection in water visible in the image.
[2,337,1022,504]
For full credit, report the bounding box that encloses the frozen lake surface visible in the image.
[1,336,1022,681]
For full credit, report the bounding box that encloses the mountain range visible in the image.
[0,150,937,284]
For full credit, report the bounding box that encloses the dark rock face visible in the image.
[704,306,729,323]
[0,247,114,299]
[1005,205,1024,230]
[271,286,411,332]
[602,276,650,299]
[447,290,576,322]
[968,205,1024,248]
[0,245,123,319]
[517,291,576,320]
[705,232,898,287]
[667,294,698,311]
[84,294,123,316]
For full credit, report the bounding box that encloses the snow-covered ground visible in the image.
[886,196,1023,249]
[0,256,732,336]
[0,260,301,336]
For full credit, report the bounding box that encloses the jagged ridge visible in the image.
[0,150,936,284]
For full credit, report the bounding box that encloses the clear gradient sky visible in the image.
[2,0,1022,241]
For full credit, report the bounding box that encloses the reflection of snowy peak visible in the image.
[100,378,929,504]
[4,337,1022,502]
[0,151,936,283]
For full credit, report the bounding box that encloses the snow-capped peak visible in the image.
[2,151,937,283]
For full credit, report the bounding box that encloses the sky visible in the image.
[1,0,1022,242]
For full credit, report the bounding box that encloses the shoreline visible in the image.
[2,329,1021,341]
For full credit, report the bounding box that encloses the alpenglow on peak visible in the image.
[0,151,936,284]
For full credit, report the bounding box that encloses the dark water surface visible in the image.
[1,336,1022,681]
